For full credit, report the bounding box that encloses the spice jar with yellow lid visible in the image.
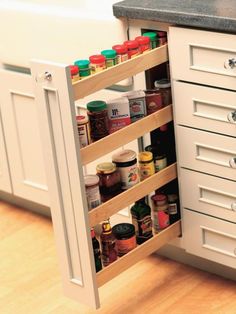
[138,151,155,181]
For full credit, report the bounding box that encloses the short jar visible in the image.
[74,59,91,78]
[135,35,151,53]
[87,100,109,142]
[112,149,139,190]
[112,223,136,256]
[157,31,167,45]
[144,89,163,115]
[112,44,128,63]
[154,79,172,106]
[145,145,167,172]
[138,151,155,181]
[151,194,170,233]
[101,49,117,67]
[76,115,90,148]
[142,32,158,49]
[96,162,122,202]
[84,175,101,210]
[69,65,80,82]
[123,40,140,59]
[89,54,106,74]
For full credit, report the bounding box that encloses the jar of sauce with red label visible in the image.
[151,193,170,233]
[112,223,136,256]
[112,44,128,63]
[135,36,151,53]
[123,40,140,59]
[145,89,163,115]
[89,54,106,74]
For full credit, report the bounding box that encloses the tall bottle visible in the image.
[131,198,153,244]
[91,228,102,272]
[100,220,117,267]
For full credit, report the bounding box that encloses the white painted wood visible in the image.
[180,168,236,223]
[176,125,236,181]
[0,109,12,193]
[31,60,100,309]
[0,69,49,206]
[183,209,236,269]
[169,27,236,91]
[173,81,236,137]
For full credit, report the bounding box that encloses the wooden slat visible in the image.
[81,105,172,165]
[88,163,177,228]
[96,220,181,287]
[72,45,168,100]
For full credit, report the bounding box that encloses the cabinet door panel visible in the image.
[0,111,11,193]
[0,69,49,206]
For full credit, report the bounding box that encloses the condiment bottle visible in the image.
[86,100,109,142]
[142,31,158,49]
[135,35,151,53]
[130,198,153,244]
[154,79,172,107]
[96,162,122,202]
[89,54,106,74]
[101,49,117,67]
[74,59,91,78]
[112,149,139,190]
[145,145,167,172]
[69,65,80,82]
[76,115,90,148]
[123,40,140,59]
[112,223,136,256]
[112,44,128,63]
[138,151,155,181]
[91,228,102,272]
[100,220,117,267]
[84,175,101,210]
[151,194,170,233]
[157,31,167,45]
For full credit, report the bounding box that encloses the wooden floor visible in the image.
[1,201,236,314]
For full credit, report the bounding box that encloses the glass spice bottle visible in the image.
[101,49,117,67]
[112,44,128,63]
[135,35,151,53]
[142,31,158,49]
[112,223,136,256]
[123,40,140,59]
[87,100,109,142]
[91,228,102,272]
[154,79,172,107]
[74,59,91,78]
[69,65,80,82]
[89,54,106,74]
[151,193,170,233]
[100,220,117,267]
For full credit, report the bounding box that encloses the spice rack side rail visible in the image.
[72,45,168,100]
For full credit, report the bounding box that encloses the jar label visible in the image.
[77,123,90,148]
[132,215,152,238]
[153,209,169,232]
[129,97,147,122]
[90,63,106,74]
[85,185,101,210]
[117,164,139,190]
[168,203,178,215]
[155,157,167,172]
[116,237,136,256]
[117,53,128,64]
[139,162,155,180]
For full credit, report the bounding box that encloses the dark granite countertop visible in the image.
[113,0,236,32]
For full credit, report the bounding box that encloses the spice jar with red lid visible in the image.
[123,40,140,59]
[89,54,106,74]
[69,65,80,82]
[112,44,128,63]
[135,36,151,53]
[151,193,170,233]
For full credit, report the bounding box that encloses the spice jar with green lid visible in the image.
[142,31,158,49]
[87,100,109,142]
[74,59,91,78]
[101,49,117,67]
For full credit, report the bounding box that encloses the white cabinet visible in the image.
[31,47,181,309]
[0,69,49,206]
[0,111,11,193]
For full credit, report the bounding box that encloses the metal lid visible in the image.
[154,79,171,89]
[138,151,153,162]
[112,149,136,163]
[112,223,135,239]
[84,175,99,187]
[96,162,116,174]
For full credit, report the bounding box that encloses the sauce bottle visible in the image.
[91,228,102,272]
[100,220,117,267]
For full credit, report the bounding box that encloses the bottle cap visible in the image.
[112,44,128,54]
[74,59,90,69]
[69,65,79,76]
[151,194,167,203]
[154,79,171,89]
[135,36,151,45]
[112,149,136,163]
[112,223,135,239]
[101,49,117,59]
[142,32,157,40]
[123,40,139,49]
[102,221,112,233]
[139,151,153,162]
[89,54,106,64]
[84,175,99,187]
[76,115,88,124]
[87,100,107,112]
[96,162,116,174]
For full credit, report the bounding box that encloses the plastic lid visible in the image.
[142,32,157,40]
[101,49,117,59]
[69,65,79,75]
[112,149,136,163]
[154,79,171,88]
[112,44,128,54]
[96,162,116,174]
[135,36,150,45]
[89,54,106,64]
[84,175,99,187]
[123,40,139,49]
[139,151,153,162]
[157,31,167,37]
[102,221,112,233]
[151,194,167,202]
[87,100,107,112]
[76,115,88,124]
[74,59,90,69]
[112,223,135,239]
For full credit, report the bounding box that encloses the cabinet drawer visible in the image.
[176,126,236,181]
[173,81,236,137]
[183,209,236,268]
[169,27,236,90]
[180,168,236,223]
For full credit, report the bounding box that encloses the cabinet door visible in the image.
[0,111,11,193]
[0,69,49,206]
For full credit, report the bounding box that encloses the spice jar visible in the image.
[76,115,90,148]
[112,223,136,256]
[96,162,122,202]
[87,100,109,142]
[112,149,139,190]
[135,36,151,53]
[101,49,117,67]
[89,54,106,74]
[74,59,91,78]
[69,65,80,82]
[154,79,172,106]
[151,194,170,233]
[84,175,101,210]
[112,44,128,63]
[138,151,155,181]
[142,32,158,49]
[145,145,167,172]
[157,31,167,45]
[123,40,140,59]
[145,89,163,115]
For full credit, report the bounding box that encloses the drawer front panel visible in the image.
[176,126,236,181]
[183,209,236,268]
[169,27,236,90]
[180,168,236,222]
[173,81,236,137]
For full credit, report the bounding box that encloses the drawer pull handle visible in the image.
[224,58,236,69]
[229,157,236,168]
[227,111,236,123]
[231,203,236,211]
